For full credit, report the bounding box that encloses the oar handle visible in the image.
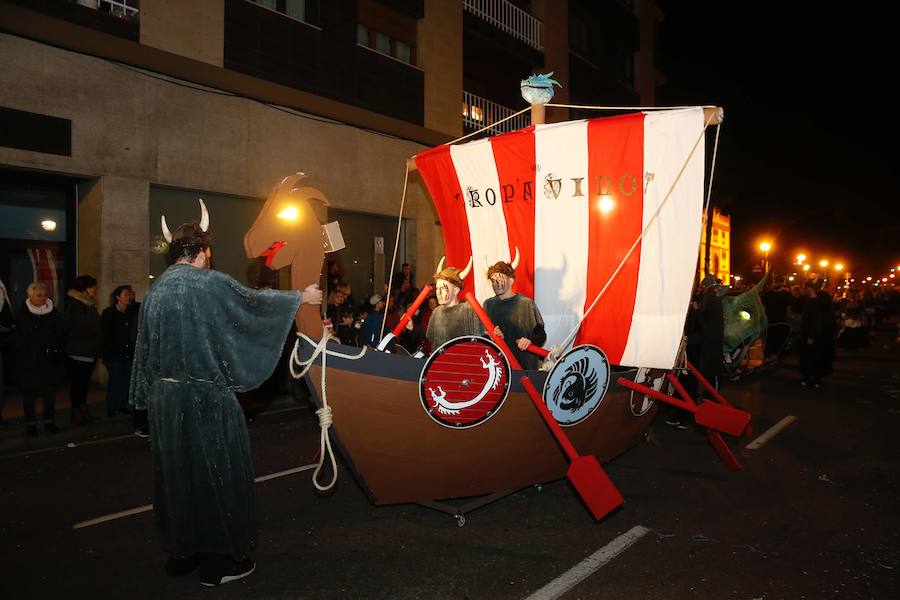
[392,284,433,337]
[520,376,579,461]
[525,344,550,358]
[460,291,521,369]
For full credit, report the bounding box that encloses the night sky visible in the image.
[656,2,899,280]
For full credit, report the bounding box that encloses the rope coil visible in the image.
[289,331,367,492]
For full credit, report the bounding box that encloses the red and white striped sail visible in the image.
[415,107,705,369]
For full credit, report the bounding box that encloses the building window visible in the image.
[249,0,319,26]
[357,24,417,66]
[375,32,391,55]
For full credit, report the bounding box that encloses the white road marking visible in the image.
[72,463,317,529]
[523,525,650,600]
[745,416,798,450]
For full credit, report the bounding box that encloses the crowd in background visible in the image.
[323,260,437,355]
[0,275,146,437]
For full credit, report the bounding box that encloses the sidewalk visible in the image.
[0,380,303,456]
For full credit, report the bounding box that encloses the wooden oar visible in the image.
[377,284,433,351]
[461,292,623,520]
[617,376,750,437]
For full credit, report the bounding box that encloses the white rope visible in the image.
[557,112,716,353]
[701,122,723,276]
[380,161,411,342]
[289,331,367,491]
[545,103,719,112]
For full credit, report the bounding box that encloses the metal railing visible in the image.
[462,91,530,135]
[463,0,543,51]
[76,0,139,20]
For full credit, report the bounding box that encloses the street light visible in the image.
[759,241,772,272]
[803,264,811,272]
[819,259,829,268]
[796,253,806,264]
[834,263,844,271]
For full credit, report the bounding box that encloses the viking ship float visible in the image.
[243,95,752,524]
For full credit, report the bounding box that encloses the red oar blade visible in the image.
[694,402,751,437]
[567,455,624,520]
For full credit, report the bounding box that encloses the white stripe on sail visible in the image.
[450,140,512,303]
[619,108,705,369]
[534,120,590,349]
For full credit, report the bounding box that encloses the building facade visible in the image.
[698,206,731,286]
[0,0,662,310]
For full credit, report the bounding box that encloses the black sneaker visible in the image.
[44,423,60,434]
[165,554,200,577]
[200,558,256,587]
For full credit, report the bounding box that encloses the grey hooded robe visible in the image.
[130,264,301,560]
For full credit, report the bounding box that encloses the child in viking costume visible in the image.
[129,200,321,587]
[483,258,546,370]
[425,258,483,351]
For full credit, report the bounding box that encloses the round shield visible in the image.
[542,345,610,426]
[628,368,669,416]
[419,336,511,429]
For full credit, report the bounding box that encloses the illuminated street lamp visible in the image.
[759,241,772,271]
[834,263,844,272]
[803,264,811,272]
[819,259,829,268]
[866,276,872,281]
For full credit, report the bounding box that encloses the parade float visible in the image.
[243,78,752,524]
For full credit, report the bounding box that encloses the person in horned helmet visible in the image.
[130,199,321,587]
[483,249,546,370]
[425,256,484,351]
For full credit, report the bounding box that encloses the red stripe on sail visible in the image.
[489,126,536,299]
[575,113,645,363]
[415,146,474,294]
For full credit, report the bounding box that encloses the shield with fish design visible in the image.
[543,345,610,426]
[419,336,511,429]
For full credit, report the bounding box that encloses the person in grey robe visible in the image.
[483,261,546,370]
[425,262,483,350]
[130,213,320,587]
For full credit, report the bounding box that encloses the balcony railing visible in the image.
[462,91,530,135]
[75,0,139,21]
[463,0,543,51]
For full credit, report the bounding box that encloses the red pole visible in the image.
[391,284,433,337]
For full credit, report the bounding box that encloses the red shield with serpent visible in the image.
[419,336,511,429]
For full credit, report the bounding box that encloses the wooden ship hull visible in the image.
[299,342,656,505]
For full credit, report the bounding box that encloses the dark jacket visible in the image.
[65,289,102,359]
[686,289,725,378]
[101,302,140,361]
[13,304,67,390]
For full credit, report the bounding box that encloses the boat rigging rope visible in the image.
[289,331,367,491]
[556,111,718,355]
[380,161,411,342]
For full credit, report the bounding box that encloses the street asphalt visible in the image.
[1,323,898,599]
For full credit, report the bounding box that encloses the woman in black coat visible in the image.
[101,285,138,416]
[13,282,67,436]
[65,275,102,424]
[799,286,835,387]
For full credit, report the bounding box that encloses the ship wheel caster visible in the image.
[455,514,466,527]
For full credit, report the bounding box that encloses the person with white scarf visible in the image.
[11,282,66,436]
